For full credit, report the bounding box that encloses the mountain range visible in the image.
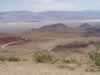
[40,23,68,30]
[0,11,100,22]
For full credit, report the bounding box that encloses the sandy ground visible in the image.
[0,30,100,75]
[0,62,99,75]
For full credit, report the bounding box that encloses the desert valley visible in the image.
[0,20,100,75]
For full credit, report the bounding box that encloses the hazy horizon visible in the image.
[0,0,100,32]
[0,0,100,12]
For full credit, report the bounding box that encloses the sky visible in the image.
[0,0,100,12]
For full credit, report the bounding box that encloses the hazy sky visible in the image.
[0,0,100,12]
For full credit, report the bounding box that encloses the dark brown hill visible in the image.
[40,23,68,30]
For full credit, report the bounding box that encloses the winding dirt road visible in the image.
[0,41,23,49]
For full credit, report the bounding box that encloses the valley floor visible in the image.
[0,62,100,75]
[0,29,100,75]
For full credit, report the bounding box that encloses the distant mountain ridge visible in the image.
[79,23,100,36]
[0,11,100,22]
[80,23,94,30]
[40,23,68,30]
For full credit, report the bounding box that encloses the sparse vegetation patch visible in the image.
[32,50,80,64]
[0,56,21,62]
[33,50,56,63]
[7,57,20,62]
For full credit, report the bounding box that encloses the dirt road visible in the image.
[0,40,24,49]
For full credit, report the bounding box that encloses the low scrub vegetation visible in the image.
[89,45,100,66]
[0,56,7,62]
[33,50,57,63]
[7,57,20,62]
[33,50,79,64]
[94,53,100,66]
[61,57,78,64]
[89,51,100,66]
[0,56,20,62]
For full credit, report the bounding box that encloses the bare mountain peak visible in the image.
[40,23,68,30]
[80,23,92,29]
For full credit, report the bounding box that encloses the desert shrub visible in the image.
[0,56,7,62]
[89,51,97,60]
[33,50,80,64]
[95,44,100,66]
[0,56,21,62]
[7,57,20,62]
[89,43,100,66]
[33,50,56,63]
[50,57,59,64]
[95,53,100,66]
[61,58,70,64]
[61,57,77,64]
[89,51,100,66]
[95,44,100,51]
